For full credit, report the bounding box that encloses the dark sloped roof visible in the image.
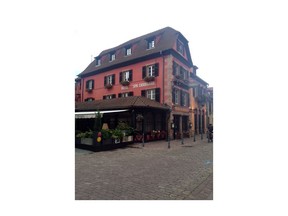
[78,27,191,77]
[75,96,170,111]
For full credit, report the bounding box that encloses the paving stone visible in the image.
[76,136,213,200]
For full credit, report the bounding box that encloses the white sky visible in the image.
[1,0,288,215]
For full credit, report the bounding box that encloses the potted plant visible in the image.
[101,129,113,145]
[111,129,124,144]
[116,121,134,142]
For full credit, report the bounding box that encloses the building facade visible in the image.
[75,27,211,140]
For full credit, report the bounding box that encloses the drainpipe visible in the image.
[81,78,84,102]
[160,50,165,104]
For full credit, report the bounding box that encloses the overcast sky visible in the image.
[1,0,288,215]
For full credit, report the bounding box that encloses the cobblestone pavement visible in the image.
[75,135,213,200]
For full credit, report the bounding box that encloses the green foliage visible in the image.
[76,130,93,138]
[101,129,112,139]
[116,121,134,135]
[111,129,124,139]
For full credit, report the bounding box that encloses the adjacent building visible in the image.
[75,26,212,141]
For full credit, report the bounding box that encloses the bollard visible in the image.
[142,133,145,147]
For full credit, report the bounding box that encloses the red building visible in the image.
[75,27,209,141]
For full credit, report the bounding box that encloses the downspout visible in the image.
[161,50,165,104]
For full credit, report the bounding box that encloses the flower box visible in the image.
[144,76,155,82]
[105,84,113,89]
[120,80,130,86]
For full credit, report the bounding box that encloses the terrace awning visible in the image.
[75,109,129,119]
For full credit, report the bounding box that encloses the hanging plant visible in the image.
[136,114,144,121]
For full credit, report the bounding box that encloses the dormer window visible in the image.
[147,38,155,49]
[95,57,101,66]
[177,40,184,55]
[110,52,116,61]
[125,46,132,56]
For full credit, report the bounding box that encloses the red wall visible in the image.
[82,57,165,102]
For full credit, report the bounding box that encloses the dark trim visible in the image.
[79,50,171,78]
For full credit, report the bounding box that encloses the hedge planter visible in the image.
[81,138,93,145]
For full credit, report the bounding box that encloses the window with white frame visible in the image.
[147,65,155,77]
[126,47,132,56]
[106,75,113,84]
[95,57,101,66]
[175,89,179,104]
[86,80,94,90]
[147,38,155,49]
[142,63,159,79]
[177,40,184,55]
[110,53,116,61]
[104,94,115,100]
[147,89,155,100]
[122,71,130,81]
[183,92,188,106]
[121,92,129,97]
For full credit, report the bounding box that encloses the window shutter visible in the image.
[155,88,160,102]
[172,88,175,104]
[119,72,122,83]
[141,90,146,97]
[118,93,122,98]
[86,80,89,89]
[129,70,133,81]
[112,74,115,85]
[104,76,107,86]
[112,94,116,98]
[154,63,159,77]
[142,66,146,78]
[91,80,94,89]
[128,92,134,96]
[103,96,106,100]
[180,90,184,106]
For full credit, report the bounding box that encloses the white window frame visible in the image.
[147,89,156,100]
[122,71,130,81]
[121,92,129,98]
[87,80,93,89]
[147,65,155,77]
[126,47,132,56]
[148,39,155,49]
[175,89,179,104]
[96,58,101,66]
[106,75,113,85]
[110,53,115,61]
[177,40,184,55]
[183,93,187,106]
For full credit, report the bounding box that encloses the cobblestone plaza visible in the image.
[75,136,213,200]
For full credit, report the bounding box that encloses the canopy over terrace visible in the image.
[75,96,170,112]
[75,97,171,140]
